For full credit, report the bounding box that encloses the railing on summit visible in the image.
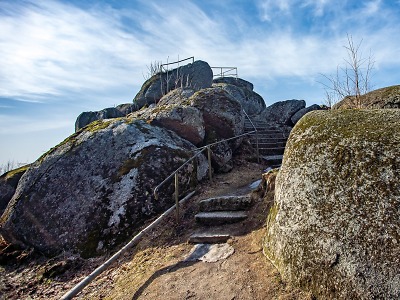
[160,56,195,73]
[211,67,238,78]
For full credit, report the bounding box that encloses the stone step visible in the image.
[188,233,231,244]
[199,195,253,212]
[195,211,248,225]
[247,132,289,139]
[258,147,285,155]
[255,142,287,147]
[262,155,283,166]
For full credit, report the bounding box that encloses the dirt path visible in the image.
[77,160,310,300]
[1,160,311,300]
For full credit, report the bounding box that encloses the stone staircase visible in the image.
[244,118,291,168]
[188,195,253,244]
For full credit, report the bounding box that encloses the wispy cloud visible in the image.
[0,0,148,101]
[0,0,399,104]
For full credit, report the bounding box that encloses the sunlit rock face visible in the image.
[0,119,207,257]
[264,110,400,299]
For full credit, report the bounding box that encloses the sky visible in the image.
[1,0,400,168]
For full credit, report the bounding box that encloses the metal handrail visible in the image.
[211,67,238,78]
[153,110,259,219]
[242,109,259,163]
[160,56,195,72]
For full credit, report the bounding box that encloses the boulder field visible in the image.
[264,110,400,299]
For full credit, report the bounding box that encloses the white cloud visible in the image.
[0,0,149,100]
[361,0,382,16]
[257,0,293,22]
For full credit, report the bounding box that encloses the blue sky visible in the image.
[1,0,400,167]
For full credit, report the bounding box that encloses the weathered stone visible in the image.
[213,82,266,116]
[290,104,322,125]
[261,99,305,125]
[75,107,125,132]
[115,103,140,115]
[213,77,254,92]
[195,211,248,225]
[264,110,400,299]
[0,119,208,257]
[133,60,213,108]
[199,195,253,212]
[334,85,400,109]
[131,88,205,145]
[191,87,244,141]
[0,165,29,216]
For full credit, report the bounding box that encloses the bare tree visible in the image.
[320,34,375,108]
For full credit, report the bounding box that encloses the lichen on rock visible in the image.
[264,109,400,299]
[0,118,208,257]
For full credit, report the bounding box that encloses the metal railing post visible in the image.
[256,130,260,163]
[207,146,212,181]
[174,172,179,222]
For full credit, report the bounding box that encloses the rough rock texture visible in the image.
[290,104,322,125]
[0,165,29,216]
[213,82,266,116]
[75,105,140,132]
[260,99,305,125]
[191,87,244,141]
[213,77,254,92]
[334,85,400,109]
[0,119,208,257]
[264,110,400,299]
[133,60,213,108]
[190,87,245,172]
[130,88,205,145]
[128,86,244,172]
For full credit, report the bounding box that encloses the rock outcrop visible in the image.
[130,87,244,172]
[334,85,400,109]
[0,119,208,257]
[290,104,322,125]
[0,165,30,216]
[264,110,400,299]
[75,104,139,132]
[133,60,213,108]
[260,99,305,126]
[213,77,266,116]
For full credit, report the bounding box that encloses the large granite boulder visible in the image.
[75,104,139,132]
[130,88,205,145]
[190,87,244,141]
[213,77,254,92]
[133,60,213,108]
[0,165,30,216]
[264,110,400,299]
[213,79,266,116]
[290,104,322,125]
[261,99,305,125]
[130,87,244,172]
[334,85,400,109]
[0,119,208,257]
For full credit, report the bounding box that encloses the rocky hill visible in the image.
[0,60,318,258]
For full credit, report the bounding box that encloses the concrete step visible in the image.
[188,233,230,244]
[195,211,248,225]
[199,195,253,212]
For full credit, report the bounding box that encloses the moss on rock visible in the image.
[264,109,400,299]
